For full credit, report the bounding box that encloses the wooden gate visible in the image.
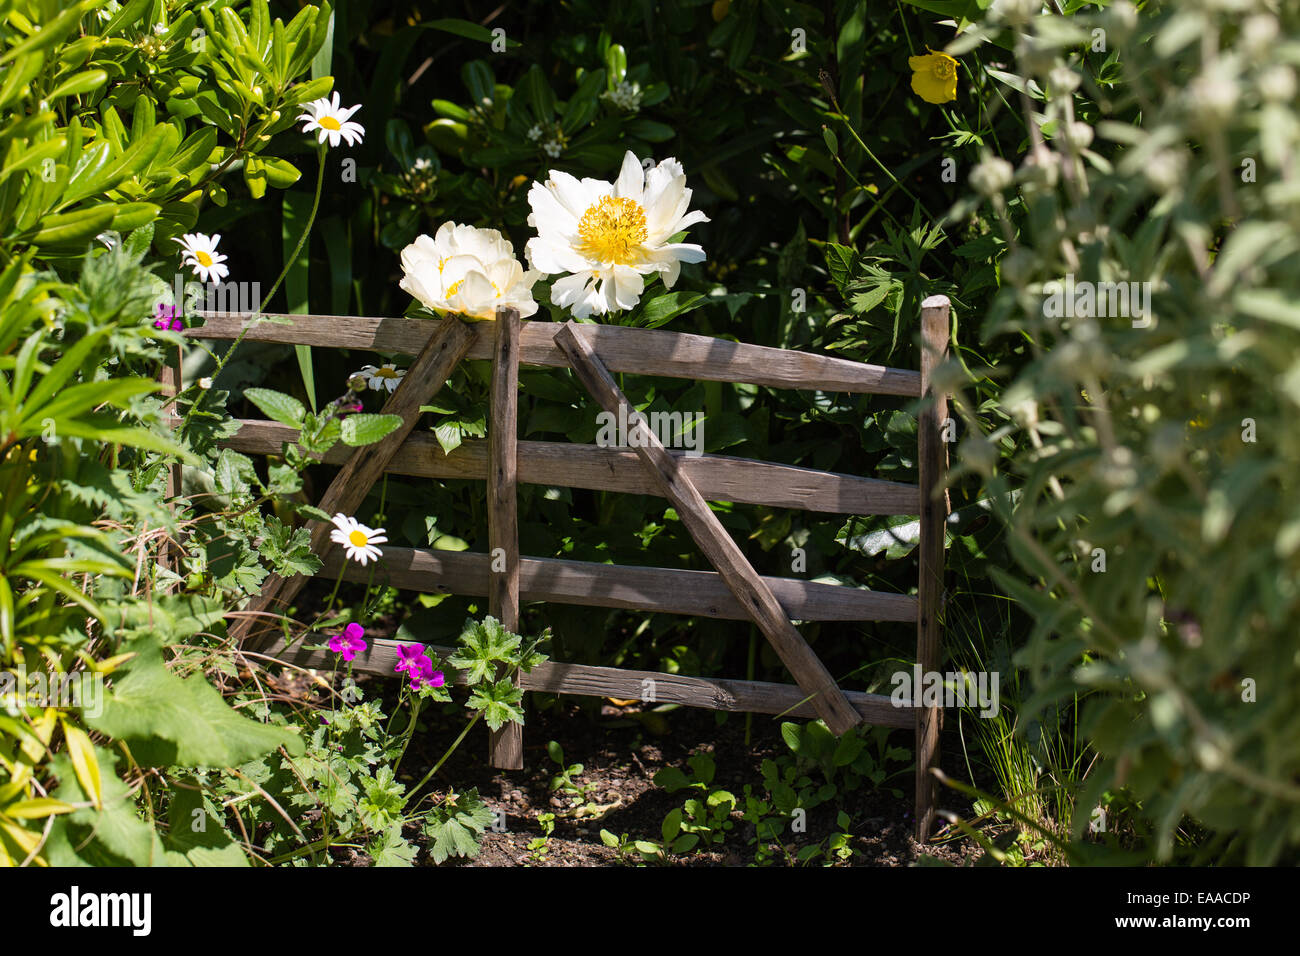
[181,295,951,840]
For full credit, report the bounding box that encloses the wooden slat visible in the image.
[555,320,862,736]
[263,637,913,729]
[189,311,921,396]
[915,294,951,843]
[224,420,920,516]
[235,314,474,650]
[487,309,523,769]
[319,547,918,623]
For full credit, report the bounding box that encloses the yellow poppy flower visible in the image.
[909,49,958,104]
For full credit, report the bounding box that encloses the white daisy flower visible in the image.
[357,363,406,393]
[524,150,709,318]
[329,513,387,566]
[399,221,539,321]
[173,233,230,284]
[297,92,365,147]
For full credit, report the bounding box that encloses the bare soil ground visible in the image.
[392,695,980,867]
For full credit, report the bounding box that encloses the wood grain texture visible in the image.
[554,321,862,736]
[262,637,914,729]
[224,420,920,515]
[915,294,951,843]
[234,314,474,650]
[328,547,917,622]
[319,547,918,622]
[487,309,523,769]
[190,311,921,396]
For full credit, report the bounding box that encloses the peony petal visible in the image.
[613,150,645,204]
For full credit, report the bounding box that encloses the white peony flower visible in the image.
[329,513,387,566]
[297,92,365,147]
[524,150,709,318]
[173,233,229,284]
[357,363,406,393]
[399,222,539,321]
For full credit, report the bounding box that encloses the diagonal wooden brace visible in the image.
[555,321,862,737]
[233,313,475,651]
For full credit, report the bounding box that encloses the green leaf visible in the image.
[652,767,692,793]
[467,679,524,730]
[88,638,303,767]
[29,206,115,245]
[341,413,403,446]
[162,778,249,866]
[636,292,704,329]
[422,788,495,864]
[244,387,306,427]
[422,18,520,48]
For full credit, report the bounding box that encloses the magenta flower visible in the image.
[328,622,367,662]
[412,670,446,692]
[395,643,434,686]
[152,302,183,331]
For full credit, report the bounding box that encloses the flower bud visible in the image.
[970,156,1015,197]
[1258,65,1296,104]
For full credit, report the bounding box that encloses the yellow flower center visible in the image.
[373,367,400,378]
[318,116,342,131]
[348,529,369,547]
[195,251,213,267]
[931,57,955,79]
[446,277,501,301]
[577,196,648,265]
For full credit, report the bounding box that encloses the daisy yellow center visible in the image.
[348,529,369,547]
[195,251,213,267]
[577,196,648,265]
[373,367,400,378]
[318,115,342,131]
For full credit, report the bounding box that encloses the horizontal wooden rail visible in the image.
[225,419,920,516]
[265,637,913,728]
[190,312,921,396]
[320,546,918,622]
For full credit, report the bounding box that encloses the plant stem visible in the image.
[178,144,328,437]
[408,711,482,801]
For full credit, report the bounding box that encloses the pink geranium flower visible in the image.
[395,643,434,686]
[152,302,183,331]
[329,622,367,661]
[412,670,446,691]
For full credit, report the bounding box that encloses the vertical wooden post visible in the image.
[487,308,523,769]
[915,294,951,842]
[159,343,184,588]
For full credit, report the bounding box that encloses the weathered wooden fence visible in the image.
[181,295,951,840]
